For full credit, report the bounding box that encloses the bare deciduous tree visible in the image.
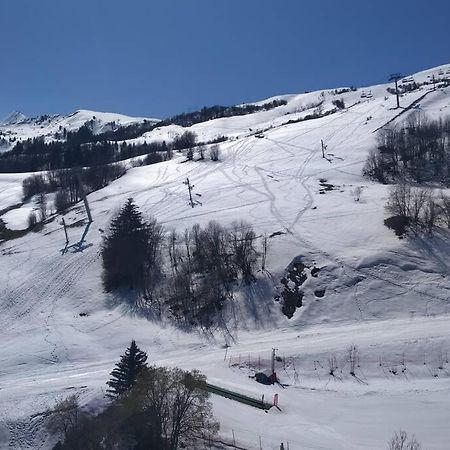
[328,354,338,377]
[230,221,259,281]
[127,366,219,449]
[388,430,422,450]
[45,395,84,443]
[209,145,220,161]
[351,186,363,202]
[386,183,412,219]
[27,211,38,230]
[197,145,206,160]
[261,233,268,270]
[348,345,359,376]
[386,183,440,232]
[37,192,47,221]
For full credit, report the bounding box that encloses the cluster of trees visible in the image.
[23,164,127,214]
[23,165,126,201]
[101,199,260,326]
[157,99,288,128]
[0,135,171,173]
[165,220,258,325]
[386,82,420,96]
[0,136,9,149]
[332,98,346,109]
[283,103,337,126]
[186,143,220,162]
[385,183,450,236]
[47,340,218,450]
[172,131,197,150]
[92,120,158,143]
[22,164,128,228]
[364,113,450,184]
[331,87,357,95]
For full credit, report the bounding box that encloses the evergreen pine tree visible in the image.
[106,340,148,398]
[101,198,150,292]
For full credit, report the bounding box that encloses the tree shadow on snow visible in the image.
[104,288,164,323]
[224,273,278,332]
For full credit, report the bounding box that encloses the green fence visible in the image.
[204,382,272,410]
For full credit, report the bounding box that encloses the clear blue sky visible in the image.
[1,0,449,120]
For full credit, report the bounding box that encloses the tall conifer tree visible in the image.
[106,340,148,398]
[101,198,150,292]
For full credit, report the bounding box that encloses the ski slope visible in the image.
[1,64,450,449]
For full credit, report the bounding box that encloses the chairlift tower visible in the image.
[183,177,195,208]
[389,73,403,109]
[271,348,278,376]
[321,139,327,159]
[76,171,93,223]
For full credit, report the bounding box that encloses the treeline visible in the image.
[81,119,157,144]
[0,134,171,173]
[157,99,288,128]
[47,340,218,450]
[23,165,127,200]
[1,124,221,173]
[102,199,260,326]
[364,113,450,185]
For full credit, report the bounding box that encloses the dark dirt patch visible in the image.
[269,230,287,238]
[384,215,411,238]
[278,261,308,319]
[318,178,338,194]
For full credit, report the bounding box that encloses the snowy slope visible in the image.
[0,109,159,153]
[0,64,450,449]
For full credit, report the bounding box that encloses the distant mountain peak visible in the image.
[0,111,28,125]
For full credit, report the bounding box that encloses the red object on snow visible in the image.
[273,393,279,407]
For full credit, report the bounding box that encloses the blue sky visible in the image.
[1,0,449,120]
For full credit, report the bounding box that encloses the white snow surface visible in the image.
[1,64,450,449]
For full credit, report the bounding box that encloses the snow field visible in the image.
[0,64,450,448]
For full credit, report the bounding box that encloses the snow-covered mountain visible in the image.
[0,108,160,153]
[0,63,450,449]
[0,111,28,125]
